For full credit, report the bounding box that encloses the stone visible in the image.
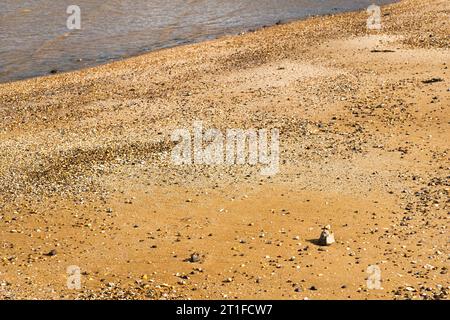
[189,253,201,263]
[318,225,335,246]
[421,77,443,84]
[45,249,57,256]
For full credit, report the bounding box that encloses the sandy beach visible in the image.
[0,0,449,300]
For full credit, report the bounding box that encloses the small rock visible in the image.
[421,77,443,84]
[318,225,335,246]
[189,253,201,263]
[45,249,57,256]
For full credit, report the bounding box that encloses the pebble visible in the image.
[318,225,335,246]
[44,249,57,257]
[189,253,201,263]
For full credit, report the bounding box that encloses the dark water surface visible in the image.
[0,0,394,83]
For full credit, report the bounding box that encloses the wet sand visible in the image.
[0,0,449,299]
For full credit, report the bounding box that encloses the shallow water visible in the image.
[0,0,394,83]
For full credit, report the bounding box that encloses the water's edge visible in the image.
[0,0,396,84]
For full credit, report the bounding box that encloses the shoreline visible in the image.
[0,1,399,85]
[1,0,446,91]
[0,0,449,300]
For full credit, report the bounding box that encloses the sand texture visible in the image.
[0,0,449,299]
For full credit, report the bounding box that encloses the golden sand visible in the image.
[0,0,448,299]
